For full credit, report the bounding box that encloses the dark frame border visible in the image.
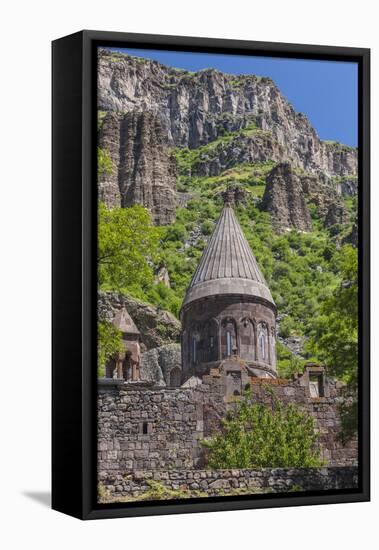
[52,30,370,520]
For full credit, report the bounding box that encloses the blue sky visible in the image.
[109,47,358,147]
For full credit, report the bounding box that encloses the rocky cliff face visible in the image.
[98,292,181,350]
[98,49,357,178]
[262,164,312,232]
[98,111,177,224]
[189,131,287,177]
[262,163,349,233]
[336,176,358,197]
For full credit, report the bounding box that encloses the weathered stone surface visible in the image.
[99,466,358,501]
[262,163,312,232]
[262,163,349,232]
[220,185,248,206]
[190,132,287,177]
[98,292,181,350]
[140,343,181,386]
[98,113,122,208]
[98,371,358,481]
[343,222,358,248]
[98,386,205,472]
[155,266,171,287]
[279,335,306,357]
[98,111,177,224]
[98,49,357,178]
[158,343,182,385]
[336,176,358,196]
[300,170,349,228]
[325,202,350,227]
[139,348,165,386]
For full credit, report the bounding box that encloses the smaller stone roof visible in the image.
[112,308,140,336]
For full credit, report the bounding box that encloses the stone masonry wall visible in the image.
[98,383,207,475]
[99,466,358,501]
[98,375,357,486]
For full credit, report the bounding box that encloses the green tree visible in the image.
[97,320,124,377]
[307,244,358,440]
[98,202,160,291]
[202,389,323,469]
[308,245,358,382]
[278,316,295,339]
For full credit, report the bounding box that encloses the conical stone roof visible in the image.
[112,308,140,336]
[181,204,275,310]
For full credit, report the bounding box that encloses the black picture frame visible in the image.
[52,30,370,520]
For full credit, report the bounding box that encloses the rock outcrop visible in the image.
[325,202,350,228]
[140,343,182,386]
[262,163,312,232]
[221,185,248,206]
[98,48,357,178]
[139,348,166,386]
[190,131,287,177]
[301,171,349,228]
[98,292,181,350]
[262,163,349,232]
[343,223,358,248]
[98,113,122,208]
[336,176,358,197]
[98,111,177,224]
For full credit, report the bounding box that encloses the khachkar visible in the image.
[180,199,277,388]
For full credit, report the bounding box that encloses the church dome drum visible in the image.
[180,202,277,382]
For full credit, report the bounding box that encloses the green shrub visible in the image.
[202,388,323,469]
[97,320,124,376]
[201,220,214,235]
[278,316,295,339]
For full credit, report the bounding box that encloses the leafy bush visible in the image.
[97,320,124,376]
[276,341,304,379]
[163,223,188,243]
[201,220,214,235]
[202,389,323,469]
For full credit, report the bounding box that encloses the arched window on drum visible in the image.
[240,318,255,361]
[270,327,276,369]
[257,323,269,363]
[207,319,219,362]
[221,318,237,359]
[190,325,201,365]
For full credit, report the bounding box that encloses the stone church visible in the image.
[105,200,278,388]
[180,201,277,387]
[98,201,358,498]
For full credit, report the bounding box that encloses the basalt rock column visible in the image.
[98,111,177,224]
